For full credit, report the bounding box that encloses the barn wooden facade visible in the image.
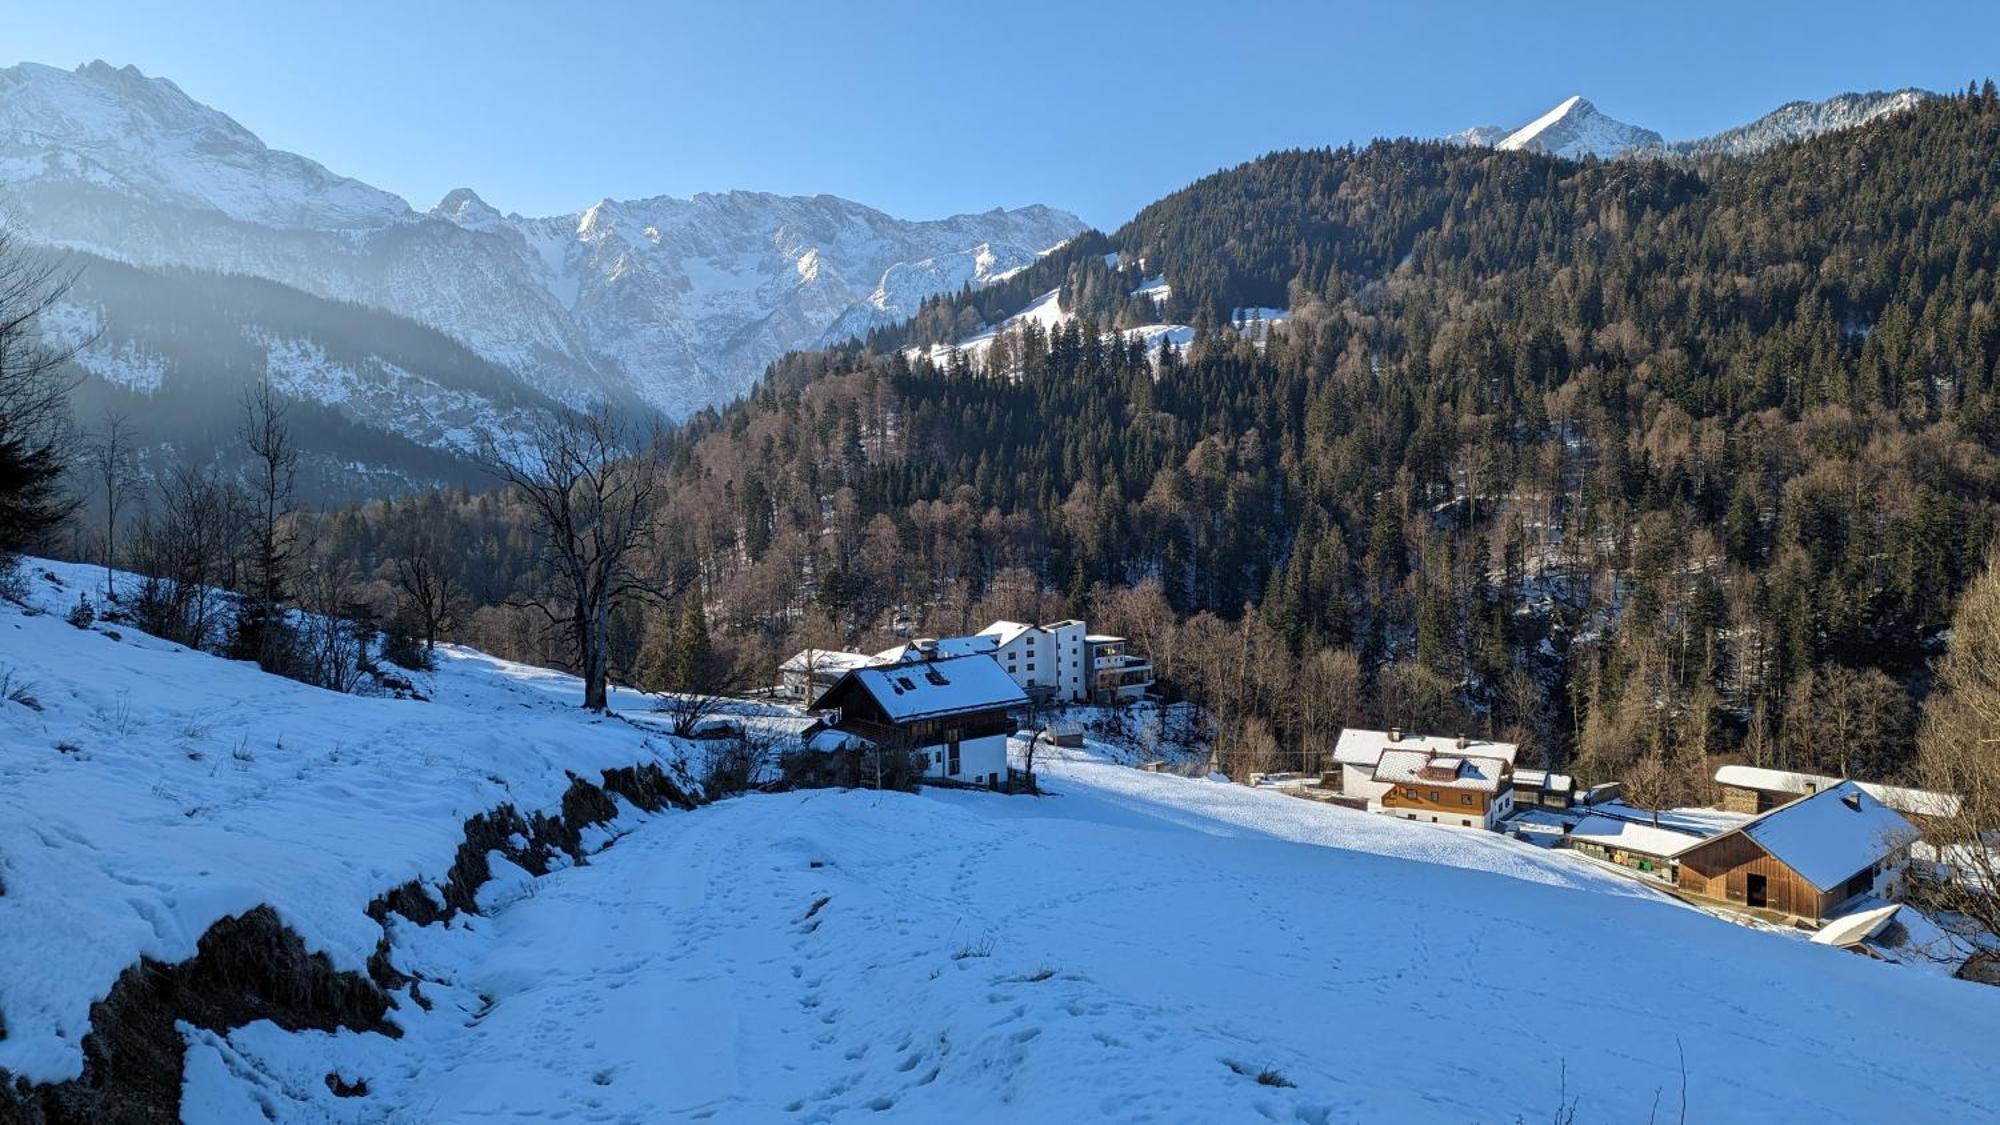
[1674,781,1917,924]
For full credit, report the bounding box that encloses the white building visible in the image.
[1332,728,1520,804]
[1368,747,1516,830]
[977,619,1090,703]
[1085,634,1154,703]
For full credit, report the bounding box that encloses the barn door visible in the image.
[1746,873,1768,908]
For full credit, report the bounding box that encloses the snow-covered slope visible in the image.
[0,61,1083,419]
[0,560,690,1086]
[1452,89,1934,162]
[6,559,1999,1120]
[1495,95,1665,159]
[186,741,2000,1122]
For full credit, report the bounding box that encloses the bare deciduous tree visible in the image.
[131,464,238,649]
[85,409,137,601]
[393,536,462,655]
[486,408,677,711]
[1913,547,2000,974]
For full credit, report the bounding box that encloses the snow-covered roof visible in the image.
[1084,634,1126,644]
[1514,769,1575,793]
[1717,782,1920,892]
[1334,729,1520,769]
[872,635,1000,663]
[1809,903,1904,948]
[1372,749,1509,793]
[977,620,1034,646]
[1811,904,1964,973]
[1712,765,1960,819]
[1567,815,1707,859]
[778,648,878,675]
[820,654,1028,722]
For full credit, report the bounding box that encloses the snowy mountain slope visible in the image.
[1495,95,1665,159]
[0,559,691,1087]
[1453,89,1934,162]
[0,61,408,230]
[188,742,2000,1122]
[432,190,1081,416]
[1668,88,1931,157]
[0,60,1083,421]
[44,253,565,501]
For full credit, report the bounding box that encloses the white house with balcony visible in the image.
[974,619,1154,704]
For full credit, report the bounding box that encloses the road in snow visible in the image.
[191,744,2000,1123]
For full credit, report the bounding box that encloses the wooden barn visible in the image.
[1675,781,1918,924]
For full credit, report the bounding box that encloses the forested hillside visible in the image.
[318,85,2000,796]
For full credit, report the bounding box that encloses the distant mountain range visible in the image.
[0,61,1081,496]
[0,60,1947,499]
[1449,89,1931,160]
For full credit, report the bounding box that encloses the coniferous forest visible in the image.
[302,86,2000,798]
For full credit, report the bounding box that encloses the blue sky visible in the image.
[8,0,1999,229]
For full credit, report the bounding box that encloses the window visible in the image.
[1460,794,1474,806]
[1026,663,1035,672]
[1404,787,1417,798]
[1429,790,1440,802]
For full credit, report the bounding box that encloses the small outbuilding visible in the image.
[1563,815,1706,880]
[1674,781,1919,924]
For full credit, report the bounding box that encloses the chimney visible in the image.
[1388,726,1403,743]
[1456,734,1469,750]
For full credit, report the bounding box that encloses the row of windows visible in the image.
[1402,787,1477,807]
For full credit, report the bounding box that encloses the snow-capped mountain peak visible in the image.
[431,186,505,230]
[0,59,1084,420]
[0,60,412,229]
[1450,88,1934,163]
[1494,95,1664,159]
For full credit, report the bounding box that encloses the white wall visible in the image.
[991,624,1090,703]
[921,733,1009,785]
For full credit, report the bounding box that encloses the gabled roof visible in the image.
[1372,748,1509,793]
[1567,815,1707,859]
[778,648,878,675]
[811,654,1028,722]
[1334,729,1520,769]
[1514,768,1575,793]
[1712,764,1961,819]
[1694,781,1920,892]
[978,620,1034,646]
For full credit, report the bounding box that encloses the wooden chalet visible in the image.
[806,654,1027,787]
[1371,747,1515,830]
